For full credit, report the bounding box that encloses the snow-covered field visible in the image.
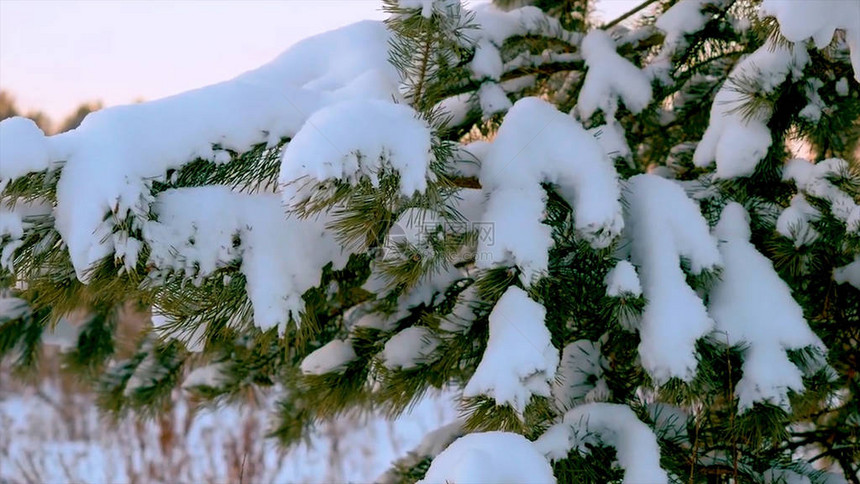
[0,374,457,483]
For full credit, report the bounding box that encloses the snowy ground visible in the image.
[0,377,457,483]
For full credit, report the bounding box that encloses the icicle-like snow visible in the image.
[478,97,622,285]
[709,203,825,411]
[623,174,721,382]
[534,402,668,484]
[419,431,555,484]
[463,286,559,413]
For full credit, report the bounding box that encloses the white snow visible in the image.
[553,340,609,411]
[534,402,668,484]
[834,256,860,290]
[381,326,440,370]
[622,174,722,382]
[183,363,227,388]
[0,296,30,321]
[478,97,622,285]
[2,21,396,284]
[693,41,808,178]
[471,39,503,81]
[709,203,825,411]
[300,339,357,376]
[589,121,632,160]
[280,99,434,202]
[463,286,559,413]
[0,117,54,188]
[761,0,860,82]
[578,30,653,120]
[419,431,555,484]
[145,186,348,334]
[776,194,820,247]
[605,260,642,297]
[783,158,860,233]
[477,82,512,118]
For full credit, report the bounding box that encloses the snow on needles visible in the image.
[478,97,623,285]
[145,187,348,335]
[301,339,357,376]
[578,30,653,120]
[623,174,722,382]
[280,99,434,202]
[0,21,396,283]
[419,431,555,484]
[762,0,860,82]
[709,203,825,411]
[463,286,559,413]
[693,41,807,178]
[535,402,668,484]
[0,118,54,189]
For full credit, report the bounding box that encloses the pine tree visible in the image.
[1,0,859,482]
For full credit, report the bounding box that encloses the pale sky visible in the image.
[0,0,635,120]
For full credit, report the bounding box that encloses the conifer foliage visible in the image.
[1,0,859,481]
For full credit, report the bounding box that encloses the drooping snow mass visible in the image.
[589,121,632,160]
[783,158,860,234]
[604,260,642,297]
[381,326,441,370]
[145,186,348,334]
[578,30,653,120]
[761,0,860,82]
[834,256,860,290]
[693,41,808,178]
[280,99,434,203]
[463,286,559,413]
[0,117,53,188]
[623,174,722,382]
[710,203,825,411]
[553,340,609,411]
[478,97,622,285]
[534,402,668,484]
[0,21,395,283]
[300,339,357,376]
[418,431,555,484]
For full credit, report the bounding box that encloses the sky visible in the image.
[0,0,636,120]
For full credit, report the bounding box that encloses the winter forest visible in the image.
[1,0,859,482]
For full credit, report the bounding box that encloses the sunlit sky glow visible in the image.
[0,0,635,120]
